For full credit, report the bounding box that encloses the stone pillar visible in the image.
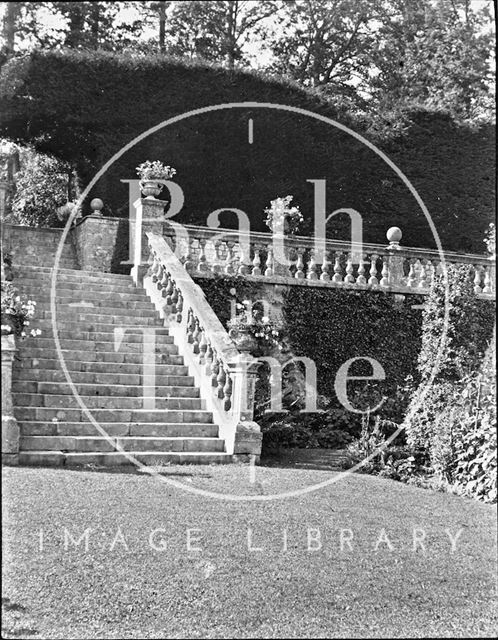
[71,200,123,272]
[386,227,405,286]
[2,335,19,465]
[229,354,263,462]
[131,197,166,285]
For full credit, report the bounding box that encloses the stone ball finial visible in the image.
[387,226,402,245]
[90,198,104,216]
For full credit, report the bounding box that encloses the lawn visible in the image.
[2,463,497,639]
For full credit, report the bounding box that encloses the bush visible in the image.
[2,141,74,227]
[403,263,496,501]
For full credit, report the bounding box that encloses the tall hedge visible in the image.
[0,50,495,253]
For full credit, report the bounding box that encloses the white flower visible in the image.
[261,316,269,323]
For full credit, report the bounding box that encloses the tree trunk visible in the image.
[2,2,20,58]
[65,4,86,48]
[158,1,167,53]
[225,0,237,68]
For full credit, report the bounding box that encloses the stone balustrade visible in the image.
[142,231,262,459]
[162,224,496,299]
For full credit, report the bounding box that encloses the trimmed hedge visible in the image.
[0,50,495,253]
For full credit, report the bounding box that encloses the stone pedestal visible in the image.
[230,354,263,461]
[2,334,19,465]
[131,198,166,285]
[72,215,122,272]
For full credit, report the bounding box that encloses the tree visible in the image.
[369,0,495,121]
[268,0,380,98]
[0,2,144,56]
[164,0,278,67]
[1,2,21,60]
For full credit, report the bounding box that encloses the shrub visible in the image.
[3,142,73,227]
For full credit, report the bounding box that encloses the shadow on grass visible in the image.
[260,447,348,473]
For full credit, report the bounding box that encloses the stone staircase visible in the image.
[7,230,230,467]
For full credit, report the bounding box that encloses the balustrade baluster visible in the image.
[176,291,183,323]
[197,238,208,273]
[211,355,220,387]
[474,265,483,293]
[192,318,201,354]
[251,245,262,276]
[320,249,331,281]
[407,260,417,288]
[295,248,305,279]
[205,342,214,375]
[368,253,379,287]
[224,242,235,275]
[186,309,195,343]
[307,250,318,280]
[265,244,274,277]
[333,251,343,284]
[170,285,178,314]
[223,374,233,411]
[356,254,366,286]
[483,267,493,294]
[151,255,160,283]
[344,254,355,284]
[159,265,168,292]
[237,242,249,275]
[418,261,428,289]
[426,260,435,287]
[183,239,194,272]
[217,363,226,399]
[380,258,389,287]
[199,330,208,364]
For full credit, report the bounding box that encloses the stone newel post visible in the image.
[229,354,263,461]
[385,226,405,287]
[2,334,19,465]
[131,197,166,285]
[72,199,122,272]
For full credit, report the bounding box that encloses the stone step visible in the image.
[12,258,78,271]
[13,366,190,383]
[35,310,160,324]
[13,266,133,280]
[29,292,152,304]
[13,382,200,398]
[18,451,232,467]
[20,436,225,453]
[13,393,205,411]
[17,281,145,295]
[14,356,185,372]
[19,421,219,438]
[14,407,214,423]
[33,320,166,334]
[20,335,176,350]
[16,348,180,364]
[26,329,173,343]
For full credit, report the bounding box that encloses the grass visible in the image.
[2,463,497,639]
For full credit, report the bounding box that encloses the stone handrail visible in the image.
[142,231,262,458]
[163,223,495,299]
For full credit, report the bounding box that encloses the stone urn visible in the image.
[229,326,257,353]
[139,180,163,199]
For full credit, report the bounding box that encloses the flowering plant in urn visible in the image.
[264,195,303,235]
[227,300,282,354]
[136,160,177,198]
[1,281,41,338]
